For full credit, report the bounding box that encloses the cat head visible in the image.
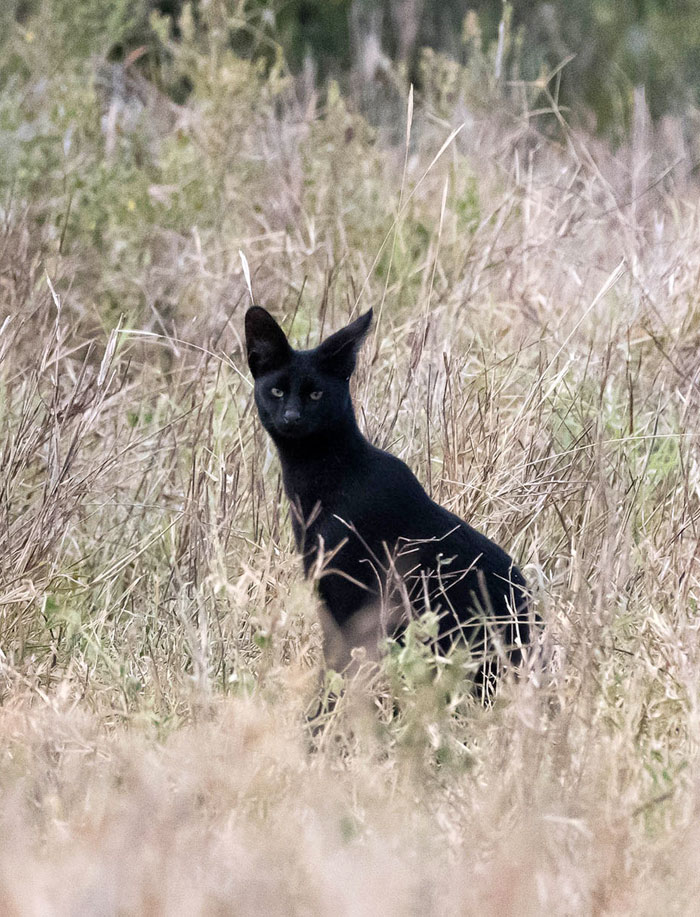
[245,306,373,441]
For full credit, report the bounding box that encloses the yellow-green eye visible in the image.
[309,391,323,401]
[271,387,284,398]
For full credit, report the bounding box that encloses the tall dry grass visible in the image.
[1,28,700,913]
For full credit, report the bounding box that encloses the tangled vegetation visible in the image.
[1,3,700,914]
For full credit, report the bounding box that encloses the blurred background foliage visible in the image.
[1,0,699,335]
[3,0,700,139]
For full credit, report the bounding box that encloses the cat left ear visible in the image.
[316,309,373,379]
[245,307,292,378]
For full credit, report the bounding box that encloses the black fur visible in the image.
[245,306,532,691]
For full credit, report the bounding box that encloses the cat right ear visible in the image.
[245,307,292,378]
[316,309,373,379]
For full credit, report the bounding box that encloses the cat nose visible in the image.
[282,407,300,425]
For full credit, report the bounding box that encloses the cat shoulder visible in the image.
[365,445,424,492]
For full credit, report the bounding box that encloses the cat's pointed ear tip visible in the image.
[245,305,279,335]
[245,305,270,321]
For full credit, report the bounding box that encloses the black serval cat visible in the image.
[245,306,532,695]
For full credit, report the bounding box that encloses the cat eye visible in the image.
[309,391,323,401]
[270,387,284,398]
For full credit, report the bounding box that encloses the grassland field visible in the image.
[1,12,700,915]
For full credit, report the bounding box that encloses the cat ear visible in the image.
[245,307,292,378]
[316,309,373,379]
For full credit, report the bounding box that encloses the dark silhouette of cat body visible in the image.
[245,306,531,688]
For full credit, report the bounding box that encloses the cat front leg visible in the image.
[305,599,385,737]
